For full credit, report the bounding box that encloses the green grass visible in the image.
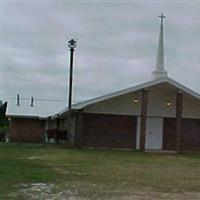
[0,143,200,199]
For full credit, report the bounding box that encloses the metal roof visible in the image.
[6,99,66,119]
[6,76,200,119]
[56,76,200,118]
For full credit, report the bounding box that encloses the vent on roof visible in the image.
[17,94,20,106]
[30,97,34,107]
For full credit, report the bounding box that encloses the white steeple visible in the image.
[152,13,168,79]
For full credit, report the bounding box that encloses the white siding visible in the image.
[84,83,200,119]
[148,84,176,117]
[84,91,141,116]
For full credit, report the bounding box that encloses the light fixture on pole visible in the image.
[67,38,77,147]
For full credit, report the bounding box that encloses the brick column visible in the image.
[75,110,84,147]
[176,90,183,152]
[140,89,148,151]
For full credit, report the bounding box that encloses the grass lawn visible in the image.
[0,143,200,200]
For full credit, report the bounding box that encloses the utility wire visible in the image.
[6,97,67,103]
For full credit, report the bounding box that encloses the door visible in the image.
[145,117,163,150]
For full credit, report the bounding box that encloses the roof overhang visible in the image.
[54,76,200,118]
[6,114,40,119]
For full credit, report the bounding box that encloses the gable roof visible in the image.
[56,76,200,118]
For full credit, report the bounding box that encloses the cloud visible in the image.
[2,1,200,115]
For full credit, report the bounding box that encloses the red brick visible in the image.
[10,118,45,143]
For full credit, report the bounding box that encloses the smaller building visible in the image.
[9,116,45,143]
[6,98,66,143]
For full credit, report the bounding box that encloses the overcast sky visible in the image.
[1,1,200,113]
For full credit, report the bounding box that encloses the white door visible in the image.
[145,117,163,150]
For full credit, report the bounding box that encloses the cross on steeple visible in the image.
[158,13,166,25]
[152,13,168,79]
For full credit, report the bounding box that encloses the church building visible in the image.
[47,14,200,152]
[7,14,200,151]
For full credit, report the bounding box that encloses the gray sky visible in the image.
[1,1,200,114]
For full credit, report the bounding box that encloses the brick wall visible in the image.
[163,118,176,150]
[10,118,45,143]
[163,118,200,151]
[82,113,137,149]
[181,119,200,151]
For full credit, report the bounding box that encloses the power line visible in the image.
[35,98,66,103]
[6,97,67,103]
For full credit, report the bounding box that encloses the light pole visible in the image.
[67,39,77,147]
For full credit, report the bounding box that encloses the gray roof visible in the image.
[6,99,66,119]
[6,76,200,119]
[56,76,200,118]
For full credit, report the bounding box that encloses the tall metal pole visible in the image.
[68,48,74,110]
[67,39,77,147]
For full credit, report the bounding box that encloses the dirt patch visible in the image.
[27,156,46,160]
[54,167,69,175]
[7,183,200,200]
[8,183,79,200]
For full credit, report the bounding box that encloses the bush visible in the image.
[0,125,9,141]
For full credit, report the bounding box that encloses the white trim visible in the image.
[136,117,141,150]
[57,76,200,117]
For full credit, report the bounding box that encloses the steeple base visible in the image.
[152,70,168,79]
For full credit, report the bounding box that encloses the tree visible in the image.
[0,102,8,141]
